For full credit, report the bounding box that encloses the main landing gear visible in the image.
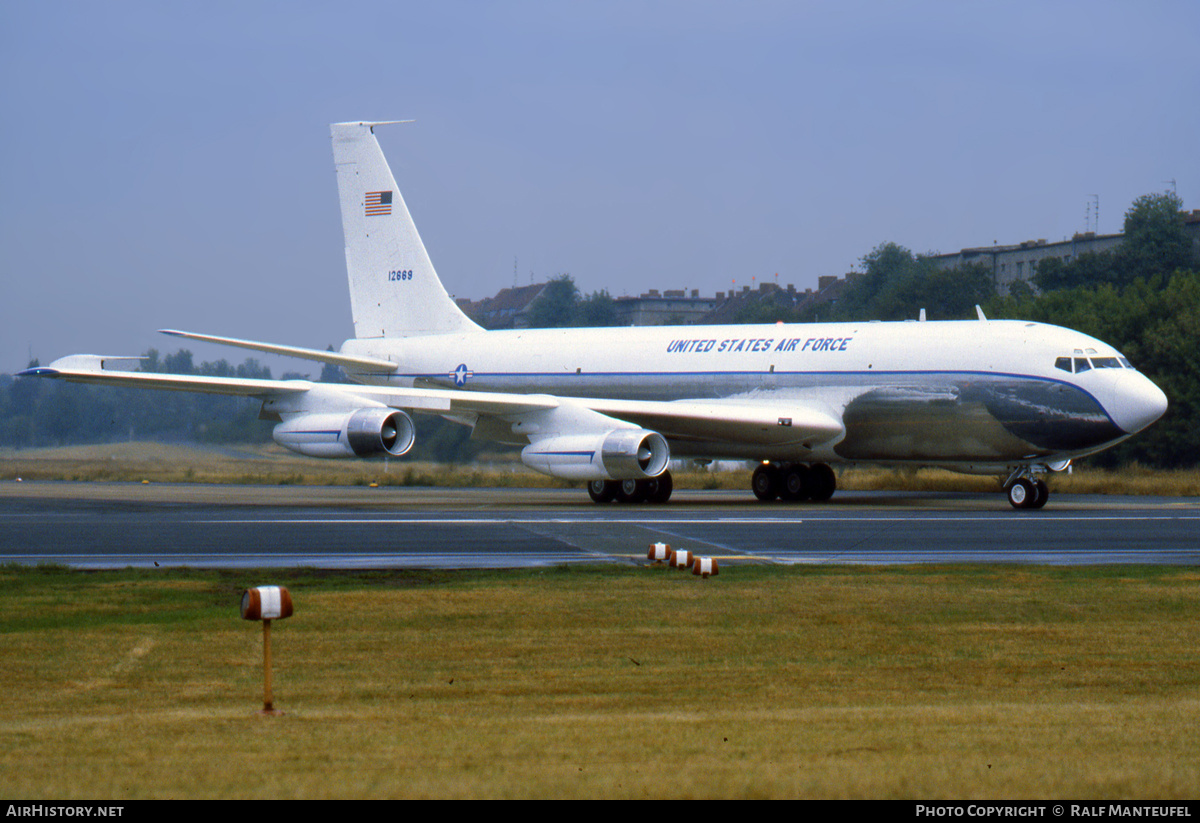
[751,462,836,503]
[588,471,674,504]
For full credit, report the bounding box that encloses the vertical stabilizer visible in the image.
[331,121,483,338]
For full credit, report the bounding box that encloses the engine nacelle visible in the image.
[521,429,670,481]
[273,408,415,459]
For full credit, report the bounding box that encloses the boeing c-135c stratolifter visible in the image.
[21,121,1169,509]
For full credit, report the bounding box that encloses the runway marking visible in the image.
[2,553,605,568]
[196,515,1200,524]
[7,499,1197,569]
[12,548,1198,569]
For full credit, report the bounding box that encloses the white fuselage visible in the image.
[339,318,1167,469]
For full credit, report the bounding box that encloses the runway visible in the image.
[2,482,1198,568]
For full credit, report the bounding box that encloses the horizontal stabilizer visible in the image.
[20,354,144,373]
[159,330,397,372]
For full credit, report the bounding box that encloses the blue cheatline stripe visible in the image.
[377,368,1074,383]
[345,369,1119,429]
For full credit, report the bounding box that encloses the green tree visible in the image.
[733,292,800,324]
[319,345,347,383]
[1034,191,1191,292]
[1034,250,1117,291]
[1119,191,1192,282]
[524,275,580,328]
[575,289,621,326]
[836,243,996,321]
[524,276,626,328]
[839,242,915,318]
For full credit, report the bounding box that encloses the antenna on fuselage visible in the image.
[976,305,988,322]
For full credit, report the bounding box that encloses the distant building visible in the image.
[460,210,1200,327]
[930,233,1124,294]
[612,289,719,326]
[456,282,549,329]
[692,277,849,325]
[462,276,855,329]
[1187,209,1200,261]
[931,209,1200,293]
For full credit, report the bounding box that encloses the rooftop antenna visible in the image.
[1086,195,1099,233]
[1165,179,1177,196]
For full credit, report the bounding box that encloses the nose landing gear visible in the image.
[1004,468,1050,510]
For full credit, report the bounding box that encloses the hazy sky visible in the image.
[2,1,1197,375]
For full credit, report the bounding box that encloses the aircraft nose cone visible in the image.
[1109,372,1168,435]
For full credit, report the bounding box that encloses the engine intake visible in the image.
[521,428,669,481]
[273,408,415,459]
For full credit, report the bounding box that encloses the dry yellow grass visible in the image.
[1,565,1197,799]
[2,441,1198,496]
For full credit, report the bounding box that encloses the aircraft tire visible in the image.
[1030,479,1049,509]
[780,465,813,502]
[809,463,837,502]
[752,464,780,501]
[646,471,673,504]
[588,479,618,504]
[1007,477,1042,510]
[616,478,648,504]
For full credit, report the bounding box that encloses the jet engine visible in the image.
[521,428,670,481]
[273,408,415,459]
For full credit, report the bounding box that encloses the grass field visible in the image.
[1,564,1198,799]
[4,441,1200,496]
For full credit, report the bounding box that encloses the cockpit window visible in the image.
[1057,353,1134,373]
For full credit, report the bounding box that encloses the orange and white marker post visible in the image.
[241,586,294,716]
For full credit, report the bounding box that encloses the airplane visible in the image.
[19,120,1169,510]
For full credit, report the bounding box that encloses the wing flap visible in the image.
[331,385,560,416]
[579,397,845,448]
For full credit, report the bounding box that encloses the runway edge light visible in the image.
[241,586,293,716]
[648,542,670,564]
[241,586,294,621]
[670,549,693,570]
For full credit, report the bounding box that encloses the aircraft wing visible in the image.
[18,355,559,415]
[21,356,844,448]
[19,356,309,397]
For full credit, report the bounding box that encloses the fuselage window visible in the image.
[1074,357,1092,373]
[1055,357,1073,372]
